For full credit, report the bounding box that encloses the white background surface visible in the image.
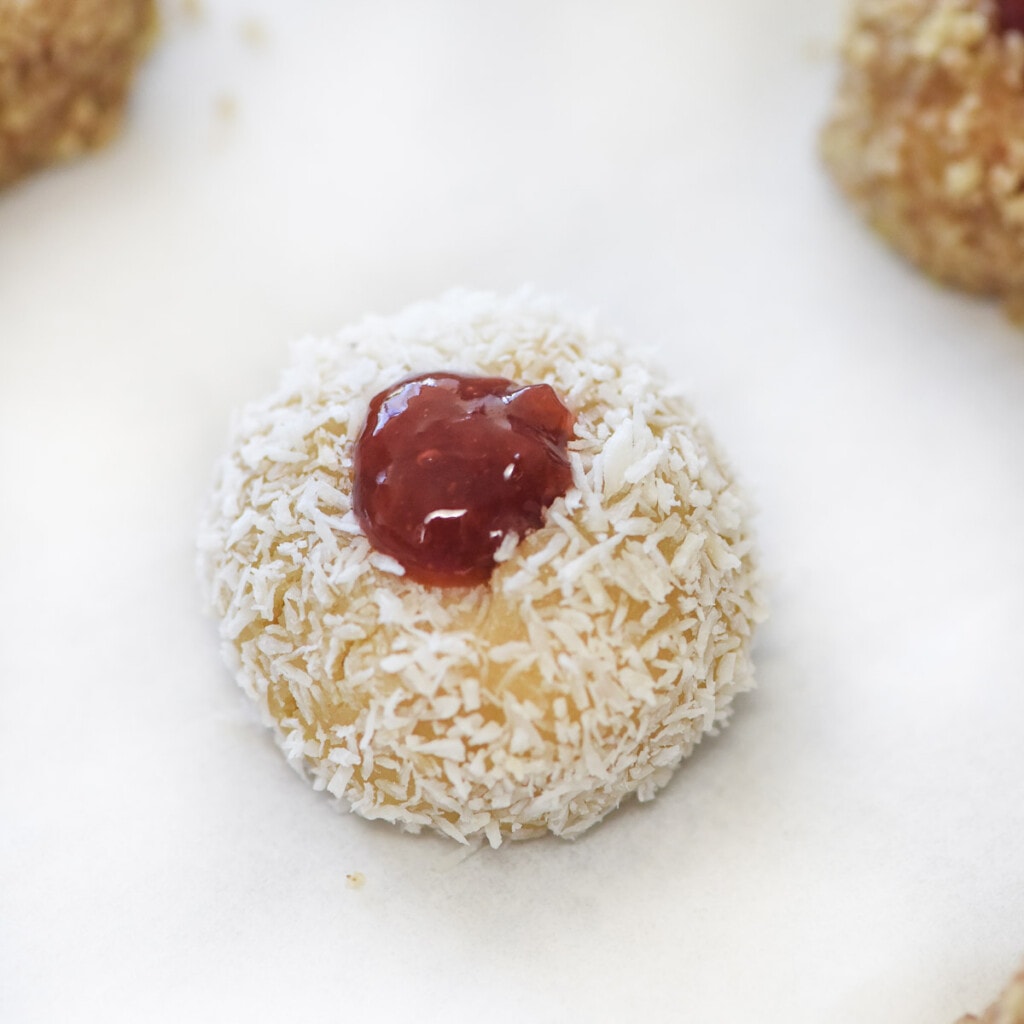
[2,1,1023,1021]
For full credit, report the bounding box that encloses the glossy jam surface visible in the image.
[997,0,1024,34]
[353,372,575,586]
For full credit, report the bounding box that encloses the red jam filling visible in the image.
[997,0,1024,34]
[352,372,575,586]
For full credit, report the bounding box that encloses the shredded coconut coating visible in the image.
[199,291,764,846]
[957,962,1024,1024]
[821,0,1024,316]
[0,0,156,189]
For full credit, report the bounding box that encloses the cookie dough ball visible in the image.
[0,0,156,189]
[821,0,1024,314]
[199,291,764,846]
[956,961,1024,1023]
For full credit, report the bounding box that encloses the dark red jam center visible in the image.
[352,372,575,587]
[997,0,1024,34]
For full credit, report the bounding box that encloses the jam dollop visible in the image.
[997,0,1024,34]
[352,372,575,586]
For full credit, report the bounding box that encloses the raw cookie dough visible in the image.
[0,0,156,188]
[199,291,765,846]
[956,961,1024,1023]
[822,0,1024,316]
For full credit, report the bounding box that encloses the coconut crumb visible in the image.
[239,17,268,49]
[199,290,765,845]
[821,0,1024,314]
[214,94,238,123]
[0,0,157,189]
